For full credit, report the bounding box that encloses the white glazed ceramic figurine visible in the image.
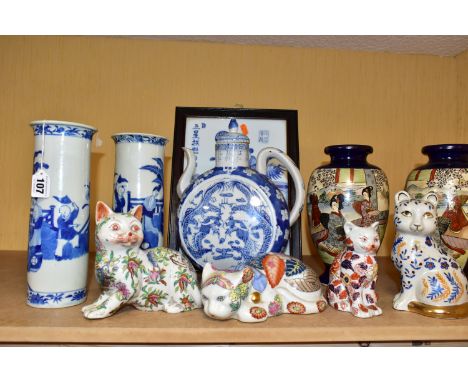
[200,253,327,323]
[392,191,468,319]
[82,201,201,319]
[328,221,382,318]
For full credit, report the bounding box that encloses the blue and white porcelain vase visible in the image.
[177,119,305,271]
[112,133,168,249]
[27,120,97,308]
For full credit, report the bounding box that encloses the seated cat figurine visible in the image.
[200,253,327,323]
[392,191,468,319]
[327,221,382,318]
[82,201,201,319]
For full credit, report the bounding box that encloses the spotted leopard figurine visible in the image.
[392,191,468,319]
[200,253,327,323]
[82,201,201,319]
[327,221,382,318]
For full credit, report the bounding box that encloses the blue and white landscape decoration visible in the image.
[177,120,305,271]
[187,118,289,200]
[112,133,168,250]
[27,120,96,308]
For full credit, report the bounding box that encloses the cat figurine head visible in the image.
[201,264,248,320]
[95,201,144,250]
[394,191,438,236]
[344,221,380,255]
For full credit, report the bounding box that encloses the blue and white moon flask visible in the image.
[177,119,305,271]
[112,133,168,249]
[27,120,97,308]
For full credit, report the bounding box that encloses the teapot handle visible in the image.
[256,148,305,226]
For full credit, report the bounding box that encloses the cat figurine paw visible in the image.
[391,191,468,319]
[82,201,202,319]
[328,221,382,318]
[201,253,327,323]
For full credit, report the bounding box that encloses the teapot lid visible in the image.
[215,119,250,145]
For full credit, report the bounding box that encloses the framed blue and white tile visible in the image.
[168,107,301,260]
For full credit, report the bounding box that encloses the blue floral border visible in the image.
[27,285,87,306]
[32,123,96,140]
[112,134,168,146]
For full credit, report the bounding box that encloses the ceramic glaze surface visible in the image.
[328,221,382,318]
[405,145,468,273]
[177,120,304,271]
[201,253,327,323]
[392,191,468,319]
[27,120,96,308]
[82,202,201,319]
[184,117,290,200]
[113,133,168,250]
[178,168,289,270]
[307,145,389,284]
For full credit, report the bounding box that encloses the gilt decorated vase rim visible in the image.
[324,145,373,155]
[319,144,379,170]
[422,144,468,155]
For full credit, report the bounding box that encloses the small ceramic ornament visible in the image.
[392,191,468,319]
[82,201,201,319]
[328,221,382,318]
[200,253,327,323]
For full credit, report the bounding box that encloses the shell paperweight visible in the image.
[392,191,468,319]
[200,253,327,323]
[328,221,382,318]
[82,201,201,319]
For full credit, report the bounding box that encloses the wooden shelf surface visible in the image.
[1,251,467,344]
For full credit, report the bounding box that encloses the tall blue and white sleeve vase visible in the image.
[27,120,97,308]
[112,133,168,249]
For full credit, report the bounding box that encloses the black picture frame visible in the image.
[168,107,301,260]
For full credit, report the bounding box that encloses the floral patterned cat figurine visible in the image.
[82,201,201,319]
[201,253,327,323]
[392,191,468,319]
[328,221,382,318]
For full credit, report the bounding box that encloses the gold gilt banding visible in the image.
[408,301,468,319]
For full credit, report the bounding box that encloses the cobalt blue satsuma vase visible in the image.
[405,144,468,274]
[307,145,389,284]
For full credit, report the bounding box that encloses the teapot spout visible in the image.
[177,148,196,198]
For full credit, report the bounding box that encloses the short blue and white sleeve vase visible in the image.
[112,133,168,249]
[27,120,97,308]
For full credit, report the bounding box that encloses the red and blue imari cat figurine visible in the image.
[328,221,382,318]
